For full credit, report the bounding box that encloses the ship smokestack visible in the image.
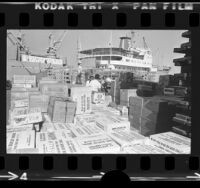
[119,36,131,50]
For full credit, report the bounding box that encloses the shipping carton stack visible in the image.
[129,96,170,136]
[120,89,137,106]
[149,132,191,154]
[29,94,50,113]
[70,86,92,114]
[40,83,69,97]
[172,113,191,138]
[171,30,191,137]
[48,96,68,123]
[13,75,36,88]
[47,96,76,123]
[65,101,76,123]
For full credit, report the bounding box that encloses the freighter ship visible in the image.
[79,32,155,78]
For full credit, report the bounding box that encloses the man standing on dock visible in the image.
[76,62,83,84]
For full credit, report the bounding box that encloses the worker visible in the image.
[89,74,101,92]
[76,62,82,84]
[86,75,94,87]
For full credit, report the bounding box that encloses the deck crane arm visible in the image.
[142,37,149,50]
[7,31,30,54]
[46,31,67,57]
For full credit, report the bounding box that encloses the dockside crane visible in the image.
[46,30,67,58]
[7,30,31,60]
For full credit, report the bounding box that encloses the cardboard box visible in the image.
[123,143,170,154]
[70,124,103,138]
[10,112,43,126]
[29,107,42,113]
[120,89,137,106]
[75,134,121,153]
[92,92,105,104]
[29,94,49,112]
[12,84,32,88]
[10,107,29,118]
[75,114,96,126]
[7,124,33,133]
[11,99,29,108]
[48,100,67,123]
[66,101,76,123]
[36,139,82,154]
[11,91,29,100]
[95,115,130,133]
[13,75,36,86]
[7,131,35,153]
[40,83,68,97]
[36,132,82,153]
[108,130,146,149]
[70,86,92,114]
[27,112,43,124]
[149,132,191,154]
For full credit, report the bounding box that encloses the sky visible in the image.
[7,30,188,74]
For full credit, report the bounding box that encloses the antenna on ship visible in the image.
[108,31,113,70]
[131,30,136,49]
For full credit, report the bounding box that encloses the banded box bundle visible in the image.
[75,134,121,153]
[95,115,130,133]
[65,101,76,123]
[40,83,68,97]
[123,143,170,154]
[70,86,92,114]
[36,132,82,153]
[149,132,191,154]
[70,124,104,138]
[13,75,36,87]
[29,94,49,112]
[120,89,137,106]
[107,130,146,149]
[48,96,76,123]
[48,100,67,123]
[7,130,35,153]
[129,96,169,136]
[92,92,105,104]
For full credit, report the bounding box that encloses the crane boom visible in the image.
[142,37,149,50]
[46,31,67,57]
[7,31,30,54]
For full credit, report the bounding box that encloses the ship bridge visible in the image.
[79,47,145,60]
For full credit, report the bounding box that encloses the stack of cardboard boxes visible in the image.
[120,89,137,106]
[47,96,76,123]
[70,86,92,114]
[128,96,170,136]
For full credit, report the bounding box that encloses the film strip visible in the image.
[0,2,200,181]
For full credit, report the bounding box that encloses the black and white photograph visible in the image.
[6,29,191,154]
